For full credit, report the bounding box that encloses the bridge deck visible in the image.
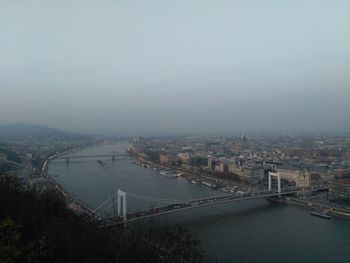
[55,154,130,160]
[100,190,301,226]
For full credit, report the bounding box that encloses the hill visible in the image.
[0,123,93,143]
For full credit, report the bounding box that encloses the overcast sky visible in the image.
[0,0,349,135]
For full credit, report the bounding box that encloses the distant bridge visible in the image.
[55,154,130,161]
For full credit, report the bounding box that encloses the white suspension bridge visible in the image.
[89,172,320,227]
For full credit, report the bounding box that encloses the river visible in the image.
[48,142,350,263]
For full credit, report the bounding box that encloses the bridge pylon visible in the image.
[117,190,127,223]
[268,172,281,196]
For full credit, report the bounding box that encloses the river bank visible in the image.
[267,196,350,220]
[131,152,259,196]
[39,142,109,215]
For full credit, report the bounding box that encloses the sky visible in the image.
[0,0,349,135]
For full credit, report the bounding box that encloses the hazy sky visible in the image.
[1,0,349,135]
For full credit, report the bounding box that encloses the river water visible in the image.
[48,142,350,263]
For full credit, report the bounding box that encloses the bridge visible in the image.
[96,189,301,227]
[55,154,130,162]
[91,172,317,227]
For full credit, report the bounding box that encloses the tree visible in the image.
[0,217,22,263]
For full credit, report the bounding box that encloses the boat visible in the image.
[201,181,217,189]
[310,211,331,219]
[221,187,230,193]
[160,171,176,179]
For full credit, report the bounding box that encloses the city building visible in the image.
[328,179,350,203]
[159,153,179,164]
[219,162,228,173]
[214,164,221,173]
[228,162,242,175]
[177,152,191,163]
[277,169,311,188]
[208,156,213,171]
[243,165,264,179]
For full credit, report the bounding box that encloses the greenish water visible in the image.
[48,143,350,263]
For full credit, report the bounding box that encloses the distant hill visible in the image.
[0,123,93,142]
[0,123,68,136]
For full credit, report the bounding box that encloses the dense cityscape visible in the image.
[2,123,350,219]
[130,133,350,209]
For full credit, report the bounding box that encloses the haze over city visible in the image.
[1,0,350,134]
[3,2,350,263]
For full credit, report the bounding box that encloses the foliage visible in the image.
[0,218,22,263]
[0,174,203,263]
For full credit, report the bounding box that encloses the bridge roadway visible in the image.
[100,189,303,227]
[55,154,130,160]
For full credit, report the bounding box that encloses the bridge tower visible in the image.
[117,190,127,223]
[268,172,281,195]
